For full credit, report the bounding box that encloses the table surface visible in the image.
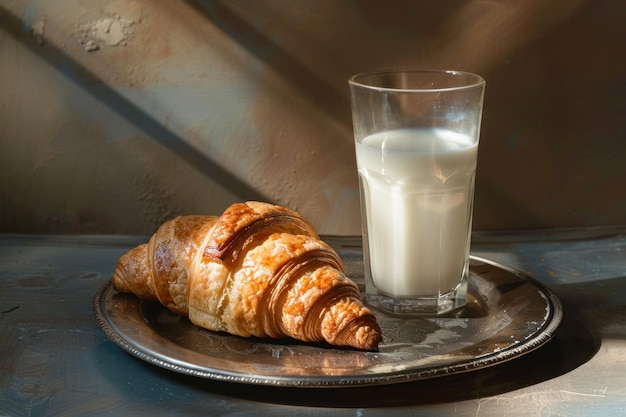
[1,228,625,417]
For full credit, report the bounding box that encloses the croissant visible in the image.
[112,201,382,350]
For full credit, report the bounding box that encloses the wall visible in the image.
[1,0,625,235]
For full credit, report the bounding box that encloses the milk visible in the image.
[355,128,478,297]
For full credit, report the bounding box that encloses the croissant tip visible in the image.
[360,328,384,351]
[340,322,382,351]
[111,264,129,293]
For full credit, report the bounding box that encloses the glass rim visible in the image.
[349,68,485,93]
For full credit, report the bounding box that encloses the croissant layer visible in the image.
[112,202,382,350]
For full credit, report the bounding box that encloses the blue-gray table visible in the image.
[1,229,625,416]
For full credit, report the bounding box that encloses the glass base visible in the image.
[366,281,467,316]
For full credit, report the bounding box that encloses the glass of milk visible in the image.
[349,69,485,315]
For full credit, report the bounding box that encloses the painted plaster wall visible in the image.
[1,0,625,234]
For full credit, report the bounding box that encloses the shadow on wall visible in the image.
[184,0,351,134]
[181,0,626,231]
[0,1,362,234]
[2,0,626,234]
[0,4,271,205]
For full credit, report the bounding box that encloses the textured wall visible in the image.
[1,0,625,234]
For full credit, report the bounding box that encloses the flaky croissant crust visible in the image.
[112,201,382,350]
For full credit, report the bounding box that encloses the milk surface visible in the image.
[356,128,478,296]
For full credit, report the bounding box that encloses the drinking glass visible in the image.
[349,69,485,314]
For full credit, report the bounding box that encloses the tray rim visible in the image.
[93,255,563,388]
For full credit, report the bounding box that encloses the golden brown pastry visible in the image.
[112,201,382,350]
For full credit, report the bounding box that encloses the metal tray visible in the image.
[93,256,562,388]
